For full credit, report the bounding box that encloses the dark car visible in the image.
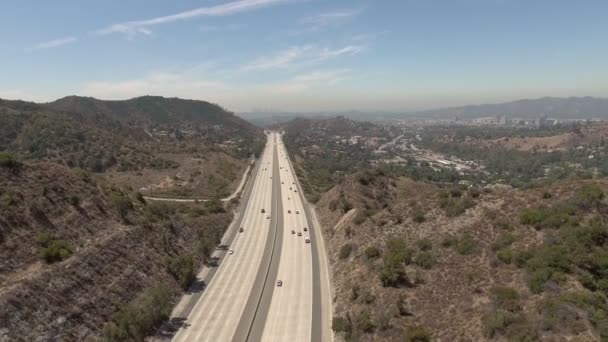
[297,232,302,236]
[303,227,308,232]
[277,280,283,287]
[239,227,244,233]
[291,230,295,234]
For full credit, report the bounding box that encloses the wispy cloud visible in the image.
[254,69,351,94]
[81,71,228,100]
[28,36,78,51]
[98,0,295,38]
[300,8,362,30]
[241,44,363,71]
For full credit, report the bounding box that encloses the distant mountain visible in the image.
[0,96,264,172]
[48,95,258,132]
[411,96,608,120]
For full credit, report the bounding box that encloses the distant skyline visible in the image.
[1,0,607,112]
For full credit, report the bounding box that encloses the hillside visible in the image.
[313,168,608,341]
[281,117,396,201]
[1,96,264,198]
[48,95,259,137]
[412,96,608,120]
[0,158,233,340]
[1,96,264,172]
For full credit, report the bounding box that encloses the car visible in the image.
[303,227,308,232]
[287,210,291,214]
[281,181,284,184]
[294,189,298,192]
[288,197,290,200]
[292,182,295,184]
[266,215,270,219]
[291,230,295,234]
[289,187,292,190]
[239,227,244,233]
[228,249,234,255]
[297,232,302,236]
[296,210,300,214]
[276,280,283,287]
[305,237,311,243]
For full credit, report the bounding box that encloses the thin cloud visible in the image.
[241,44,363,71]
[300,8,362,30]
[80,71,228,100]
[98,0,295,38]
[28,36,78,51]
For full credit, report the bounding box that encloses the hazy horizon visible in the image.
[1,0,607,112]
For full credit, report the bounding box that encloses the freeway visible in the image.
[170,131,332,342]
[172,133,276,342]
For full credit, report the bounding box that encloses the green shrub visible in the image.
[166,254,195,290]
[365,246,381,259]
[482,310,516,338]
[0,152,19,168]
[491,287,520,311]
[520,206,578,229]
[380,264,409,288]
[416,238,432,251]
[204,198,225,214]
[413,209,426,223]
[353,212,366,225]
[40,239,73,263]
[332,316,352,334]
[339,243,354,259]
[354,310,375,334]
[102,286,174,342]
[414,251,435,269]
[496,249,513,264]
[492,232,515,251]
[456,234,476,255]
[404,325,431,342]
[110,191,133,218]
[573,185,604,210]
[440,235,457,248]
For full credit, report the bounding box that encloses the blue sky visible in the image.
[0,0,607,112]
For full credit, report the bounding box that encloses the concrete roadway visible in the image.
[172,133,276,342]
[170,132,332,342]
[259,138,313,342]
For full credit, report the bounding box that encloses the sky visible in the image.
[0,0,607,112]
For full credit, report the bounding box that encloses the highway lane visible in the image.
[170,131,332,342]
[259,138,313,342]
[278,134,333,342]
[172,133,275,342]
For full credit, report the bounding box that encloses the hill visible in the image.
[0,158,233,340]
[412,96,608,120]
[1,96,264,198]
[0,96,264,173]
[314,169,608,341]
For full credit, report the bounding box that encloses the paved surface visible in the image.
[172,133,276,342]
[168,132,333,342]
[257,137,313,342]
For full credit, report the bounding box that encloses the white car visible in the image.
[228,249,234,255]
